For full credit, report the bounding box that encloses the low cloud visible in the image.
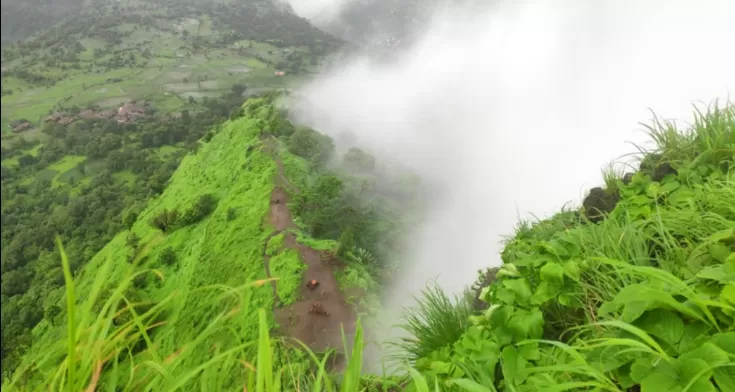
[287,0,735,366]
[277,0,357,25]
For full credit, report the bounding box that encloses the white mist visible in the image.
[287,0,735,370]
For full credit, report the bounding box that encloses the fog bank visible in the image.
[287,0,735,368]
[279,0,357,25]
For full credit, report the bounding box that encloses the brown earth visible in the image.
[260,138,356,369]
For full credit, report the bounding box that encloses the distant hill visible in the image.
[313,0,444,49]
[1,0,85,45]
[1,0,342,136]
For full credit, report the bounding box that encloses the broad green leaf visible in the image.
[562,260,581,281]
[622,301,651,323]
[710,332,735,355]
[597,300,620,317]
[721,284,735,306]
[538,240,571,259]
[501,346,528,386]
[679,342,729,367]
[677,358,716,392]
[659,180,681,194]
[713,366,735,392]
[708,243,733,263]
[585,345,634,373]
[518,342,541,361]
[634,309,684,349]
[508,308,544,341]
[614,284,705,323]
[678,323,712,353]
[557,293,577,307]
[630,358,654,382]
[540,262,564,285]
[640,360,679,392]
[428,361,454,376]
[503,278,533,306]
[496,264,520,278]
[494,287,516,305]
[697,265,735,283]
[531,281,561,305]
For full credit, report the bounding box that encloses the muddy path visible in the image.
[260,138,356,368]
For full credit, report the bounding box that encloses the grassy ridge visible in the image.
[5,97,294,389]
[5,100,733,391]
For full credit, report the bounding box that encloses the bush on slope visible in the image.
[406,102,734,391]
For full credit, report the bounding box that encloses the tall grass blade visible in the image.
[57,236,78,391]
[257,308,273,392]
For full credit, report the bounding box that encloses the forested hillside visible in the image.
[1,0,341,134]
[1,0,734,390]
[4,94,733,391]
[1,0,84,45]
[1,0,346,376]
[5,93,421,389]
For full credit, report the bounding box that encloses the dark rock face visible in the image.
[582,187,620,223]
[472,267,499,311]
[622,172,636,185]
[639,153,678,181]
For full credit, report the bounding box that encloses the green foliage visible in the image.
[389,283,476,366]
[226,206,237,221]
[149,208,179,233]
[269,249,306,306]
[7,87,731,392]
[158,246,178,266]
[122,209,140,230]
[287,127,336,167]
[343,147,376,172]
[396,102,735,391]
[179,193,218,226]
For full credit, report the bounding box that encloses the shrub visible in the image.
[179,194,218,226]
[158,246,177,266]
[149,208,179,233]
[387,282,475,366]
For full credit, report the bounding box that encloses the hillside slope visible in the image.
[1,0,341,135]
[5,93,417,389]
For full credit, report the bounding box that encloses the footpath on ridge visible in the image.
[260,137,356,368]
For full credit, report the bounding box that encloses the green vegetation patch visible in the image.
[9,98,282,387]
[403,103,735,391]
[269,249,306,306]
[266,232,286,257]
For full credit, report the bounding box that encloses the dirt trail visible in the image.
[260,138,356,367]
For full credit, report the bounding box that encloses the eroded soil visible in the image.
[260,138,356,368]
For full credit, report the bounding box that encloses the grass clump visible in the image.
[270,249,307,306]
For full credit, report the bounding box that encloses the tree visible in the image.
[122,208,139,230]
[231,83,247,97]
[343,147,376,172]
[287,128,335,167]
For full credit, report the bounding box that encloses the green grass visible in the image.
[113,170,138,186]
[269,249,307,306]
[48,155,87,187]
[2,21,311,128]
[1,143,43,166]
[5,99,732,391]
